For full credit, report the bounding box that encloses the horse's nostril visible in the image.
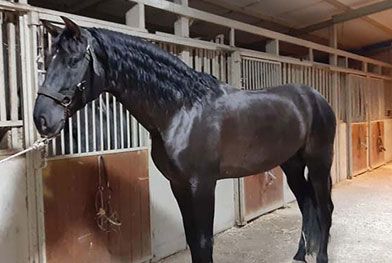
[40,116,48,131]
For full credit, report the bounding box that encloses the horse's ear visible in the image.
[61,16,81,39]
[42,21,62,37]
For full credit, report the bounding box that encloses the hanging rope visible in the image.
[95,155,121,232]
[0,138,49,165]
[376,122,386,153]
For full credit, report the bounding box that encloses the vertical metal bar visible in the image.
[195,49,200,71]
[245,59,249,90]
[76,111,81,153]
[213,51,219,79]
[222,52,227,83]
[84,104,89,152]
[205,50,210,74]
[106,93,111,150]
[126,110,131,148]
[99,94,104,151]
[60,129,65,155]
[131,116,138,147]
[120,103,124,148]
[256,60,260,89]
[202,49,207,73]
[113,96,118,149]
[0,13,5,122]
[138,123,144,146]
[68,117,73,154]
[250,60,254,90]
[92,100,97,152]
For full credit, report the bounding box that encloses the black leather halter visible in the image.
[37,44,93,109]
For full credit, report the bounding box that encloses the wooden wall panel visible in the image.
[351,123,368,175]
[244,167,284,221]
[370,121,385,169]
[43,150,151,263]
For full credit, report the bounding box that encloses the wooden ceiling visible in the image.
[28,0,392,54]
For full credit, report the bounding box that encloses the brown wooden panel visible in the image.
[43,150,151,263]
[104,151,151,263]
[370,121,385,169]
[351,123,368,175]
[244,167,284,221]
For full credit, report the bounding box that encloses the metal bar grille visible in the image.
[0,12,23,150]
[241,57,281,90]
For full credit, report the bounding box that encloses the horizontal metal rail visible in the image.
[0,120,23,128]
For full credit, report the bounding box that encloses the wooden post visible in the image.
[126,3,145,30]
[362,62,368,73]
[174,0,190,66]
[230,28,235,47]
[22,11,47,263]
[308,48,314,62]
[329,24,340,183]
[329,25,338,66]
[266,39,279,55]
[230,50,246,225]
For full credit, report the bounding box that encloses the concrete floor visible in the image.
[159,164,392,263]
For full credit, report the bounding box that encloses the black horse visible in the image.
[33,17,336,263]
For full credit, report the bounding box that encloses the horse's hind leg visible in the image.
[305,148,334,263]
[281,153,315,262]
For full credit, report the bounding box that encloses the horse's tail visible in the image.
[302,195,321,255]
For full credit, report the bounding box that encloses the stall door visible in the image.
[370,121,385,169]
[43,150,151,263]
[351,123,368,175]
[243,168,284,221]
[348,75,369,176]
[368,78,386,169]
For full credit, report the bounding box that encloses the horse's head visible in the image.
[33,17,104,138]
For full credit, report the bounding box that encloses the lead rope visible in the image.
[95,155,121,232]
[377,122,386,153]
[0,138,49,165]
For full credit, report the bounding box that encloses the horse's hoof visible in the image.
[292,260,306,263]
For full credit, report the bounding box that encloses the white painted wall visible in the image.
[0,156,29,263]
[148,153,235,261]
[384,119,392,162]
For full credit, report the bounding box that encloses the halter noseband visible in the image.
[37,44,93,110]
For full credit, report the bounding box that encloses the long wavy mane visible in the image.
[87,28,222,107]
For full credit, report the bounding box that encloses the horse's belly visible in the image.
[219,132,303,179]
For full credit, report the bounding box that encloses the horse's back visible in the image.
[213,84,335,178]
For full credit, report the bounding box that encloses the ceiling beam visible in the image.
[296,0,392,35]
[350,39,392,55]
[322,0,392,35]
[199,0,297,33]
[198,0,329,44]
[67,0,107,13]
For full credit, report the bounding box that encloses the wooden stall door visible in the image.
[351,123,369,175]
[243,167,284,221]
[43,150,151,263]
[370,121,385,169]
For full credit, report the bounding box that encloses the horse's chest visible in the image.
[162,110,219,174]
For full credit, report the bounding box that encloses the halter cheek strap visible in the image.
[37,44,93,108]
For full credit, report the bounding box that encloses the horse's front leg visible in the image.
[170,178,216,263]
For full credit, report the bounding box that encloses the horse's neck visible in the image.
[92,29,220,132]
[110,87,173,132]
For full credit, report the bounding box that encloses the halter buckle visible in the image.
[61,96,72,107]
